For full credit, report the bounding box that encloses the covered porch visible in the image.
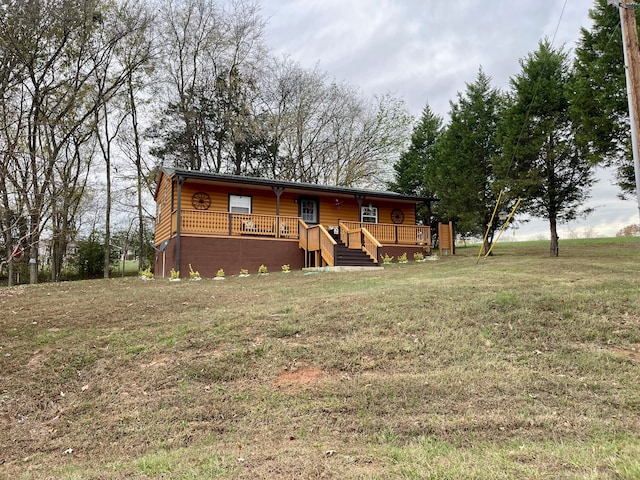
[173,209,436,270]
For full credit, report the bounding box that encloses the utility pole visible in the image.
[610,0,640,220]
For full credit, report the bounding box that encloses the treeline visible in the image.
[1,0,636,285]
[0,0,411,285]
[390,1,638,257]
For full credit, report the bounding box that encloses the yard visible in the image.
[1,238,639,479]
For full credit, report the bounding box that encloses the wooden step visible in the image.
[334,244,376,266]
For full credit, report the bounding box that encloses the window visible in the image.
[229,195,252,213]
[361,205,378,223]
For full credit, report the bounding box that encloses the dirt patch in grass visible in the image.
[275,365,326,393]
[610,345,640,362]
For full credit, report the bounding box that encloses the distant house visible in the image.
[38,238,78,266]
[153,168,453,278]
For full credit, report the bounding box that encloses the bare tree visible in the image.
[48,135,94,281]
[88,0,155,278]
[151,0,266,173]
[256,58,411,187]
[0,0,161,283]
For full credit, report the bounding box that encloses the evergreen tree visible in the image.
[389,104,442,224]
[499,40,595,257]
[426,68,506,253]
[570,0,638,196]
[389,104,442,196]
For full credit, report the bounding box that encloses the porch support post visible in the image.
[272,186,285,238]
[305,226,309,268]
[175,175,186,275]
[272,186,285,215]
[354,194,365,224]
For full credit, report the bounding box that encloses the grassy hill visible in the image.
[1,238,639,479]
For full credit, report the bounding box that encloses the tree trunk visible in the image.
[128,75,145,272]
[28,240,38,284]
[104,158,111,278]
[7,257,14,287]
[98,102,112,279]
[549,217,559,257]
[50,204,63,281]
[482,222,493,256]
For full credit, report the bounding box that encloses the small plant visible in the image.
[398,252,408,263]
[169,268,180,281]
[381,253,393,264]
[258,264,268,274]
[215,268,225,279]
[189,264,201,280]
[139,266,154,280]
[281,264,290,273]
[239,268,249,277]
[413,252,424,262]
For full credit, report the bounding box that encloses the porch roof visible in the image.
[158,168,436,204]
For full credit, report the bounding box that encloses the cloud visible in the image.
[262,1,592,118]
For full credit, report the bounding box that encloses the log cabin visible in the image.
[153,168,454,278]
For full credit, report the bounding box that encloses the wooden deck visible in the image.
[172,210,434,268]
[177,211,430,245]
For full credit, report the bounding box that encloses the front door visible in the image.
[299,198,318,224]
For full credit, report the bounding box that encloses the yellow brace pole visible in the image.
[477,190,503,263]
[483,198,521,259]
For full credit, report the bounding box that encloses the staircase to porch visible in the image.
[331,232,378,267]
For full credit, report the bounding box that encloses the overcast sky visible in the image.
[258,0,639,239]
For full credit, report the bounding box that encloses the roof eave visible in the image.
[166,168,435,203]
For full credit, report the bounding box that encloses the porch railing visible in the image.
[180,210,300,239]
[299,219,336,267]
[339,221,431,246]
[176,210,428,265]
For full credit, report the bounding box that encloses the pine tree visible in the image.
[570,0,638,196]
[389,104,442,197]
[500,41,595,257]
[389,104,442,224]
[427,68,506,253]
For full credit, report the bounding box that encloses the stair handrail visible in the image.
[298,219,309,251]
[361,227,382,263]
[318,224,337,266]
[338,221,360,249]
